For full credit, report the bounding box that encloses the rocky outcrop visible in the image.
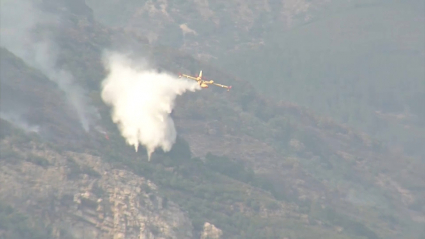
[0,138,194,239]
[200,222,222,239]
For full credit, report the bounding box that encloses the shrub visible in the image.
[0,147,21,163]
[26,154,50,168]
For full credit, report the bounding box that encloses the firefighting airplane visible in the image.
[178,70,232,91]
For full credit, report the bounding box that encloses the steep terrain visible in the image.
[85,0,425,157]
[85,0,334,59]
[0,127,194,239]
[1,0,425,239]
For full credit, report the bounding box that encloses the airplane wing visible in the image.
[179,73,199,81]
[212,82,232,91]
[201,75,232,91]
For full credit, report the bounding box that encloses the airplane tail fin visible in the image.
[199,70,202,79]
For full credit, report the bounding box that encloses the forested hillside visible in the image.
[86,0,425,157]
[217,0,425,157]
[0,0,424,238]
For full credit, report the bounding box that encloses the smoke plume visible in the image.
[0,0,98,132]
[100,52,200,160]
[0,112,40,133]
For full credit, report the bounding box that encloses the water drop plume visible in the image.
[100,52,200,160]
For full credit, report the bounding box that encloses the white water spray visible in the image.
[100,52,200,160]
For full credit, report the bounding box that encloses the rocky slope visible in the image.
[0,132,193,239]
[1,0,424,238]
[85,0,334,60]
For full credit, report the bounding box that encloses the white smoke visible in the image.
[0,112,40,133]
[100,52,200,160]
[0,0,98,132]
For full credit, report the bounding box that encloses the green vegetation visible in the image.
[315,207,379,239]
[26,154,50,168]
[204,152,288,201]
[0,120,13,140]
[212,0,425,157]
[101,137,278,237]
[94,132,380,238]
[0,201,52,239]
[1,1,423,238]
[0,147,21,164]
[66,157,101,179]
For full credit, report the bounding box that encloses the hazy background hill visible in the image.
[1,0,424,238]
[86,0,425,157]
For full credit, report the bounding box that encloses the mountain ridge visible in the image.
[84,0,425,158]
[1,0,424,238]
